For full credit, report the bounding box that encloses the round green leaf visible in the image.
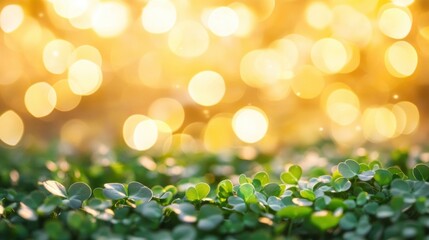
[137,201,163,222]
[310,210,340,231]
[238,183,255,203]
[172,224,197,240]
[42,180,67,198]
[339,212,357,230]
[333,177,351,192]
[358,170,375,181]
[37,195,61,216]
[68,182,91,201]
[300,189,316,201]
[185,187,198,202]
[277,205,312,219]
[338,159,360,179]
[376,205,394,219]
[262,183,281,197]
[413,164,429,181]
[281,165,302,185]
[171,203,197,223]
[254,171,269,186]
[356,192,369,206]
[103,183,127,200]
[195,182,210,200]
[197,205,224,231]
[390,179,411,196]
[127,181,153,203]
[374,169,393,186]
[18,202,37,221]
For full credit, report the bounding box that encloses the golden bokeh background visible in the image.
[0,0,428,155]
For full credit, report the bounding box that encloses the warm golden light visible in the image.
[392,0,415,7]
[362,107,397,143]
[240,49,281,88]
[0,0,426,149]
[326,88,360,126]
[385,41,418,78]
[270,38,299,79]
[331,5,373,47]
[70,45,102,67]
[148,98,184,132]
[378,5,412,39]
[141,0,176,34]
[232,107,268,144]
[395,101,419,134]
[0,110,24,146]
[53,79,81,112]
[43,39,75,75]
[207,7,239,37]
[168,20,209,58]
[91,1,129,38]
[188,71,225,106]
[291,65,325,99]
[204,115,235,152]
[68,59,102,96]
[311,38,348,74]
[305,2,332,30]
[25,82,57,118]
[52,0,90,19]
[133,119,159,151]
[229,2,255,37]
[0,4,24,33]
[68,0,98,29]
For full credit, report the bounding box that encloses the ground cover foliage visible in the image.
[1,146,429,239]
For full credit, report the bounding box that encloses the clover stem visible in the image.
[287,219,293,236]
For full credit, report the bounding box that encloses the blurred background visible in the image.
[0,0,428,157]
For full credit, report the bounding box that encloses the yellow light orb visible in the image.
[240,49,282,88]
[60,119,89,148]
[291,65,325,99]
[123,115,158,151]
[270,38,299,78]
[141,0,176,34]
[0,46,22,85]
[204,115,235,152]
[305,2,332,30]
[232,107,268,143]
[207,7,239,37]
[362,107,397,143]
[68,0,99,29]
[331,5,373,47]
[0,110,24,146]
[229,2,255,37]
[0,4,24,33]
[188,70,225,106]
[375,107,397,138]
[311,38,348,74]
[91,1,129,38]
[385,41,418,78]
[168,20,209,58]
[395,101,419,134]
[25,82,57,118]
[133,119,159,151]
[138,52,163,88]
[52,0,90,19]
[68,59,103,96]
[53,79,81,112]
[148,98,184,132]
[378,6,412,39]
[43,39,75,75]
[326,88,360,126]
[392,0,415,7]
[70,45,102,66]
